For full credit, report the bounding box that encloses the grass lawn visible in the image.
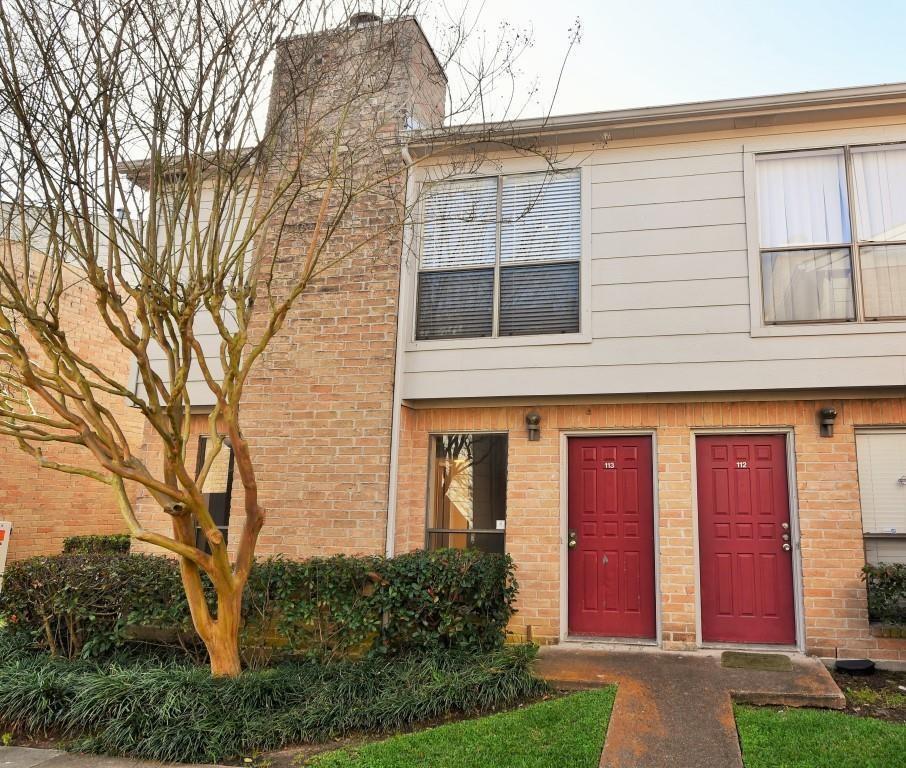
[307,687,616,768]
[735,705,906,768]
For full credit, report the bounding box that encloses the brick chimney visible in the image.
[234,17,446,558]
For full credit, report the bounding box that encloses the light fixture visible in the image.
[525,411,541,441]
[818,407,837,438]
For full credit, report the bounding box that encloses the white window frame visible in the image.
[405,159,592,351]
[743,127,906,338]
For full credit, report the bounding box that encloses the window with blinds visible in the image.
[415,170,581,340]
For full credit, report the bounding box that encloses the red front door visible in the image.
[696,435,796,645]
[567,436,656,638]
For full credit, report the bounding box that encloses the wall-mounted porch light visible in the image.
[525,411,541,442]
[818,407,837,438]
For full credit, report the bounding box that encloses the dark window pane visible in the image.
[416,268,494,340]
[429,434,507,534]
[499,262,579,336]
[428,532,505,554]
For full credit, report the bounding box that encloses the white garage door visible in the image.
[856,431,906,564]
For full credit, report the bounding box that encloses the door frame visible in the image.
[559,429,661,644]
[690,427,806,652]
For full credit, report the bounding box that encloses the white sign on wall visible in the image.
[0,521,11,591]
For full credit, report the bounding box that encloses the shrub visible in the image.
[0,554,193,659]
[0,549,518,661]
[62,534,131,555]
[863,563,906,625]
[378,549,517,654]
[0,635,546,763]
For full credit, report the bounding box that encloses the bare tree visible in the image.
[0,0,577,675]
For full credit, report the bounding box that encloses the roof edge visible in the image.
[406,81,906,152]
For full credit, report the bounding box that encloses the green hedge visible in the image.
[0,549,517,661]
[863,563,906,625]
[0,634,546,763]
[61,534,131,555]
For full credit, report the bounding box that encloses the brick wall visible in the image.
[395,397,906,662]
[0,252,143,561]
[132,19,446,558]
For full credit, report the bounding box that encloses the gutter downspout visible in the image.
[384,142,417,557]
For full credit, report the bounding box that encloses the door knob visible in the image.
[782,543,791,552]
[568,529,577,549]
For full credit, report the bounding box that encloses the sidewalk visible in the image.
[0,747,223,768]
[535,646,844,768]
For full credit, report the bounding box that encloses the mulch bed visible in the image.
[832,668,906,724]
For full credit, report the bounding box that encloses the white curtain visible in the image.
[850,145,906,317]
[761,248,854,323]
[851,144,906,242]
[757,151,850,248]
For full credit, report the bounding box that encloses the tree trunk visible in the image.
[178,549,245,677]
[207,614,243,677]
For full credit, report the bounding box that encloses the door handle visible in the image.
[568,529,577,549]
[782,543,791,552]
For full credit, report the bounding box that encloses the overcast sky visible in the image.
[433,0,906,119]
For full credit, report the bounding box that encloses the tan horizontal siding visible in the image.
[592,277,749,311]
[402,356,906,399]
[591,250,749,283]
[592,223,747,258]
[591,171,743,207]
[405,330,906,372]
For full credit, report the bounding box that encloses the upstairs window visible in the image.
[756,144,906,324]
[416,170,581,340]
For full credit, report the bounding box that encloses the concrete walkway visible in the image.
[536,646,845,768]
[0,747,221,768]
